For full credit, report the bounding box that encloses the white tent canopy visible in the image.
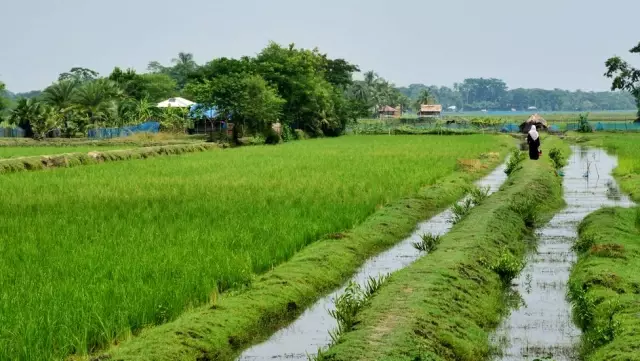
[157,97,195,108]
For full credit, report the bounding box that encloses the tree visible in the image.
[139,73,177,102]
[58,67,99,83]
[8,98,59,138]
[0,81,7,116]
[41,80,80,136]
[148,52,199,90]
[605,41,640,119]
[416,89,435,108]
[186,73,284,140]
[74,79,123,127]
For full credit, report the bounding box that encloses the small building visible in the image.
[378,105,401,119]
[417,104,443,118]
[520,113,548,133]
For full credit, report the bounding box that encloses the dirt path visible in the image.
[237,162,509,360]
[491,146,635,361]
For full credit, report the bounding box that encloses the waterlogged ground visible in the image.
[237,162,509,360]
[491,146,634,361]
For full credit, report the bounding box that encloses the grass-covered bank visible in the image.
[0,135,511,361]
[88,139,512,361]
[317,157,564,360]
[0,142,221,174]
[568,207,640,361]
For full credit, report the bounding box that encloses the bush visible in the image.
[577,113,593,133]
[294,129,308,140]
[548,147,566,170]
[490,248,524,283]
[504,149,526,176]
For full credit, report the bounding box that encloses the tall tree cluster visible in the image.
[3,42,369,139]
[347,71,409,116]
[184,42,363,138]
[399,78,637,112]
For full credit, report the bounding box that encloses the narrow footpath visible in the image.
[491,146,635,361]
[237,163,509,360]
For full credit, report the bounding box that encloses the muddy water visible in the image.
[491,146,635,361]
[237,163,509,360]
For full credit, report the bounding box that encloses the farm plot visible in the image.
[0,135,508,361]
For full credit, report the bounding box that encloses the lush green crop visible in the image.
[0,135,508,360]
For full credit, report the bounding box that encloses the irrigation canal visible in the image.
[490,146,635,360]
[237,162,509,360]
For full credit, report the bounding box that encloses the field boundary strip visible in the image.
[86,147,511,361]
[318,155,564,360]
[568,207,640,360]
[0,143,222,175]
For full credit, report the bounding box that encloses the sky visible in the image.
[1,0,639,93]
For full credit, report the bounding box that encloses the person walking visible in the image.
[527,125,541,160]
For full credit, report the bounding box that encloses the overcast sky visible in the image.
[1,0,639,92]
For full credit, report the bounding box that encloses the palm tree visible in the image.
[363,71,379,88]
[171,52,197,69]
[74,79,123,127]
[41,80,79,136]
[9,98,42,137]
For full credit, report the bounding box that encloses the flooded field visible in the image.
[237,163,509,360]
[491,146,635,361]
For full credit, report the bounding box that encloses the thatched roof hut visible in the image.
[520,113,548,133]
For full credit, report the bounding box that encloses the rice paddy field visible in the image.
[0,146,132,158]
[0,135,510,361]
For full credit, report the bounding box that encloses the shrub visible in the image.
[412,233,442,252]
[509,197,539,228]
[548,147,566,170]
[577,113,593,133]
[490,248,524,283]
[504,149,526,176]
[294,129,308,140]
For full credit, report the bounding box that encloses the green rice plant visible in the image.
[504,148,526,176]
[412,233,442,252]
[0,135,507,361]
[469,185,491,204]
[328,274,389,343]
[490,248,525,283]
[450,198,474,224]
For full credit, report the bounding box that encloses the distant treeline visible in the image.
[398,78,636,112]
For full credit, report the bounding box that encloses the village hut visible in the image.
[378,105,401,119]
[520,113,548,133]
[417,104,443,118]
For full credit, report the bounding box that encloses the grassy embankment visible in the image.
[0,133,205,148]
[317,144,565,360]
[0,143,221,174]
[569,207,640,360]
[0,135,512,361]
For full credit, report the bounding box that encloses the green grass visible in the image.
[566,133,640,201]
[569,207,640,360]
[0,146,131,158]
[0,135,511,361]
[317,155,564,361]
